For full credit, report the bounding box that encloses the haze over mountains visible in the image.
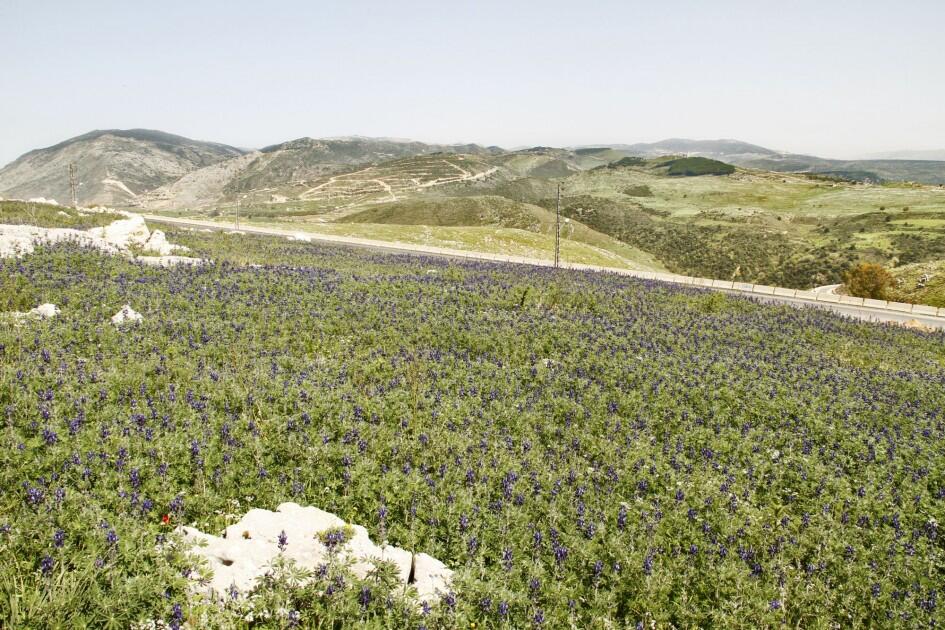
[3,129,945,208]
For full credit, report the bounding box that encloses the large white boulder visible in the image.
[87,214,151,249]
[142,229,189,256]
[179,502,453,603]
[111,305,143,326]
[1,215,192,265]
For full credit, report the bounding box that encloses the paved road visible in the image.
[141,214,945,331]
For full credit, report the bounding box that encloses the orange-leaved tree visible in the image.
[844,262,894,300]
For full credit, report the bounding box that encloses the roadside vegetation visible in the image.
[0,200,123,229]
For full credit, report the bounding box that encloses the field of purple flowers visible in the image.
[1,229,944,628]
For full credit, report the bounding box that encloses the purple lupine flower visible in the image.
[358,586,372,608]
[643,552,654,576]
[278,530,288,551]
[40,555,55,575]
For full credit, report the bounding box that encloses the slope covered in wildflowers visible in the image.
[1,230,943,628]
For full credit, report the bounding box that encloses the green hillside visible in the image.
[154,148,945,291]
[335,195,664,269]
[888,260,945,307]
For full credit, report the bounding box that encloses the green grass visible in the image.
[242,216,665,270]
[0,201,124,230]
[888,260,945,307]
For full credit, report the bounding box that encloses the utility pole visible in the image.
[554,182,561,268]
[68,164,78,208]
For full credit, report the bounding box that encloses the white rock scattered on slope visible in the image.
[137,255,206,268]
[111,305,143,325]
[179,502,453,603]
[28,197,59,206]
[29,303,60,319]
[86,214,151,249]
[5,303,61,321]
[142,229,189,256]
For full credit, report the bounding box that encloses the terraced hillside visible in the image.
[298,155,499,209]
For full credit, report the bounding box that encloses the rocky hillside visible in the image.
[0,129,244,206]
[223,137,501,194]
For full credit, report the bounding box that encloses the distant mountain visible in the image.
[0,129,244,206]
[577,139,945,185]
[866,149,945,161]
[593,139,781,160]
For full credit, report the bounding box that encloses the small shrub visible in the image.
[622,185,653,197]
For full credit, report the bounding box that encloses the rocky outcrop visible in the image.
[179,502,453,604]
[0,212,203,267]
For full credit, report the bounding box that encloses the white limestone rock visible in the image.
[0,224,123,258]
[111,305,143,326]
[141,229,190,256]
[29,303,60,319]
[1,215,193,267]
[412,552,454,602]
[179,502,453,603]
[87,214,151,249]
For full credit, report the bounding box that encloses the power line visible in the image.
[554,182,561,268]
[68,164,78,208]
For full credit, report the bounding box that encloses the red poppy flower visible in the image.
[162,514,171,525]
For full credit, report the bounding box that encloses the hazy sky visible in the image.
[2,0,944,165]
